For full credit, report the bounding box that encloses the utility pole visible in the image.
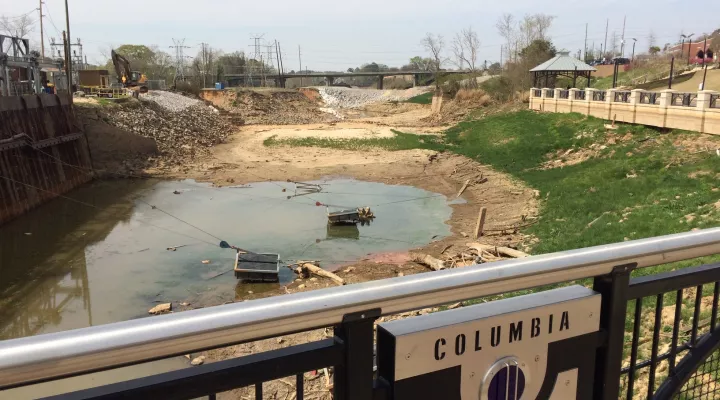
[603,18,609,58]
[170,38,190,84]
[298,45,303,86]
[631,38,637,63]
[584,23,588,62]
[278,42,285,79]
[200,43,207,88]
[64,0,72,96]
[275,41,282,88]
[620,16,626,57]
[38,0,45,58]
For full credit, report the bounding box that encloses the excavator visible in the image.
[111,49,148,94]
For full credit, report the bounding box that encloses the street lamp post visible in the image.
[687,33,695,64]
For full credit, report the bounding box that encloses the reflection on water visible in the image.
[0,178,452,342]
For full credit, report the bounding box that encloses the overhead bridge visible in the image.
[3,229,720,399]
[224,70,471,89]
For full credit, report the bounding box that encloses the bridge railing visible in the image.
[3,229,720,399]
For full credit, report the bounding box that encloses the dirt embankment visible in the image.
[200,89,335,125]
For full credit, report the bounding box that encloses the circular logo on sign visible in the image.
[480,357,527,400]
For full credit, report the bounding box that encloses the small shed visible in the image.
[78,70,111,88]
[530,52,596,88]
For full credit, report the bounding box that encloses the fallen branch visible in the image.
[456,179,471,198]
[295,262,345,286]
[411,253,446,271]
[466,243,529,258]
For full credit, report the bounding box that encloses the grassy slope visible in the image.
[444,111,720,257]
[266,110,720,273]
[404,92,434,105]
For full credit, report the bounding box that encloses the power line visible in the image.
[0,174,219,247]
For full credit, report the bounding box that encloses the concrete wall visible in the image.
[529,87,720,135]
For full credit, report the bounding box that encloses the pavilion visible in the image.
[530,51,596,88]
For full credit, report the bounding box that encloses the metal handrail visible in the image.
[593,90,607,101]
[575,90,586,100]
[639,92,660,105]
[533,89,542,98]
[670,92,698,107]
[711,94,719,109]
[2,228,720,389]
[545,89,555,98]
[614,91,631,103]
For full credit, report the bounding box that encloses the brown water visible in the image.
[0,178,452,397]
[0,178,452,341]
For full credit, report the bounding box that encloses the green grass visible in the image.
[263,130,444,151]
[444,110,720,254]
[267,110,720,262]
[404,92,434,105]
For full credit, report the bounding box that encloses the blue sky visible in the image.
[2,0,719,71]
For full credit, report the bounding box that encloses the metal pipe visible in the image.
[2,228,720,389]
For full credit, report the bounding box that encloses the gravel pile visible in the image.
[100,99,231,165]
[140,90,201,112]
[318,87,431,109]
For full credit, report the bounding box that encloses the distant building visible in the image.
[667,38,713,54]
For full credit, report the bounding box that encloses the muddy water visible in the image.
[0,178,451,343]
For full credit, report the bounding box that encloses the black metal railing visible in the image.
[533,89,542,98]
[614,91,631,103]
[593,90,607,102]
[615,263,720,399]
[711,94,719,109]
[575,90,586,100]
[671,93,698,107]
[639,92,660,105]
[545,89,555,98]
[559,90,570,99]
[3,230,720,399]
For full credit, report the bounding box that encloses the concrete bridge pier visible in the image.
[413,74,420,87]
[377,75,383,90]
[325,76,335,86]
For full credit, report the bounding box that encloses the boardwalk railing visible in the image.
[3,229,720,399]
[530,87,720,135]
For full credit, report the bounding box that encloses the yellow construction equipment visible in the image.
[111,49,148,94]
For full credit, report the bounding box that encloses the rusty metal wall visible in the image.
[0,94,93,225]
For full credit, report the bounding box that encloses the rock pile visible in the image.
[80,96,232,168]
[318,87,430,109]
[140,91,201,112]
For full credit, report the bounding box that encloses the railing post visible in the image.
[697,90,715,133]
[529,87,537,110]
[630,89,643,123]
[553,88,561,112]
[592,263,636,400]
[333,309,380,400]
[606,88,617,121]
[568,88,578,112]
[658,89,676,128]
[585,88,596,117]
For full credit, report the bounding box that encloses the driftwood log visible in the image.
[293,262,346,286]
[411,253,446,271]
[466,243,529,258]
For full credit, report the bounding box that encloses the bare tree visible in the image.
[496,13,515,59]
[421,33,444,89]
[0,14,35,38]
[452,27,480,72]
